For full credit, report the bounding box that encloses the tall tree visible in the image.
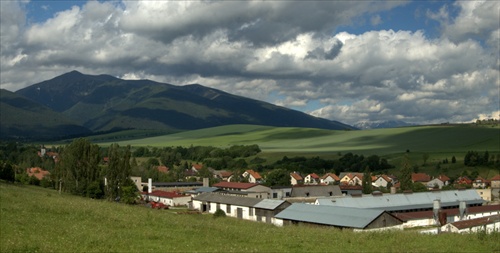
[362,166,372,194]
[55,138,101,196]
[105,144,132,201]
[399,154,413,191]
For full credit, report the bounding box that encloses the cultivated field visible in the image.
[1,182,499,252]
[99,124,500,155]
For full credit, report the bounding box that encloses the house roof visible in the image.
[412,173,431,182]
[308,173,320,179]
[447,215,500,230]
[473,176,489,183]
[275,203,393,229]
[192,164,203,171]
[156,165,169,173]
[490,175,500,181]
[253,199,289,210]
[245,169,262,180]
[321,173,340,181]
[147,190,189,198]
[290,185,342,198]
[26,167,50,180]
[152,182,203,187]
[456,176,472,184]
[191,187,222,193]
[213,181,260,190]
[339,172,363,180]
[290,172,303,181]
[316,189,484,211]
[438,174,450,182]
[193,192,262,207]
[393,204,500,221]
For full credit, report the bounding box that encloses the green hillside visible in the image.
[102,124,500,155]
[1,182,498,252]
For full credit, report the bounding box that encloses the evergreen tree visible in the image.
[362,166,372,194]
[399,154,413,191]
[105,144,132,201]
[451,156,456,163]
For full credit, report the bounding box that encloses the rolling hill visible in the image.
[9,71,353,140]
[0,89,91,140]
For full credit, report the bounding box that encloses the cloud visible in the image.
[0,0,498,126]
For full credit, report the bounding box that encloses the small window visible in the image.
[249,208,254,216]
[226,204,231,214]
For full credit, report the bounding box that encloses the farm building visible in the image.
[270,186,292,199]
[254,199,291,224]
[274,203,403,230]
[192,193,262,220]
[212,182,271,198]
[315,189,484,213]
[393,204,500,228]
[290,184,342,198]
[441,215,500,234]
[141,190,192,207]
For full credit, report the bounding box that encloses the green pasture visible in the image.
[100,124,500,155]
[1,182,499,252]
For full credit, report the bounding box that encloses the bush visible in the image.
[213,208,226,218]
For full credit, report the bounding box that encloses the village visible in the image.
[28,161,500,234]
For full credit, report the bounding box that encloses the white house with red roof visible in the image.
[372,175,392,188]
[339,173,363,186]
[304,173,320,185]
[191,164,203,173]
[142,190,191,207]
[412,173,431,184]
[473,176,489,189]
[290,172,303,185]
[320,173,340,185]
[242,169,263,183]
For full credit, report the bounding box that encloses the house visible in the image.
[315,189,485,213]
[426,178,445,190]
[26,167,50,180]
[441,215,500,234]
[304,173,320,185]
[476,188,492,202]
[412,173,431,184]
[393,204,500,228]
[437,174,451,186]
[191,164,203,173]
[242,169,263,183]
[152,181,203,192]
[320,173,340,185]
[270,186,292,199]
[142,190,192,207]
[472,176,489,189]
[156,165,169,174]
[491,175,500,188]
[130,176,142,191]
[339,173,363,186]
[289,184,342,199]
[372,175,392,188]
[253,199,291,224]
[339,185,363,196]
[212,182,271,198]
[192,193,262,220]
[274,203,403,230]
[290,172,303,185]
[212,170,233,181]
[455,176,473,186]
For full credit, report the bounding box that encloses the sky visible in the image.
[1,0,499,126]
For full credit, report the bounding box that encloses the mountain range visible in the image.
[1,71,354,140]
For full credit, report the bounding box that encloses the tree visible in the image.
[422,153,429,165]
[105,143,132,201]
[362,166,372,194]
[264,169,290,186]
[399,154,413,191]
[54,138,101,196]
[451,156,457,164]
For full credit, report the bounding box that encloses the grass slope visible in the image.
[102,124,500,155]
[1,182,499,252]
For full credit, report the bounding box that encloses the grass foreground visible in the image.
[1,182,499,252]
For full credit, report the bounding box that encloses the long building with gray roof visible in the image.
[315,189,484,212]
[274,203,403,229]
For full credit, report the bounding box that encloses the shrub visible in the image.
[213,209,226,219]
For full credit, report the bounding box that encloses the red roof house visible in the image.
[26,167,50,180]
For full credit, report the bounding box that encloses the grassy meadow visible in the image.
[1,182,499,253]
[92,124,500,179]
[99,124,499,155]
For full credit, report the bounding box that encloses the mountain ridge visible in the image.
[5,71,355,140]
